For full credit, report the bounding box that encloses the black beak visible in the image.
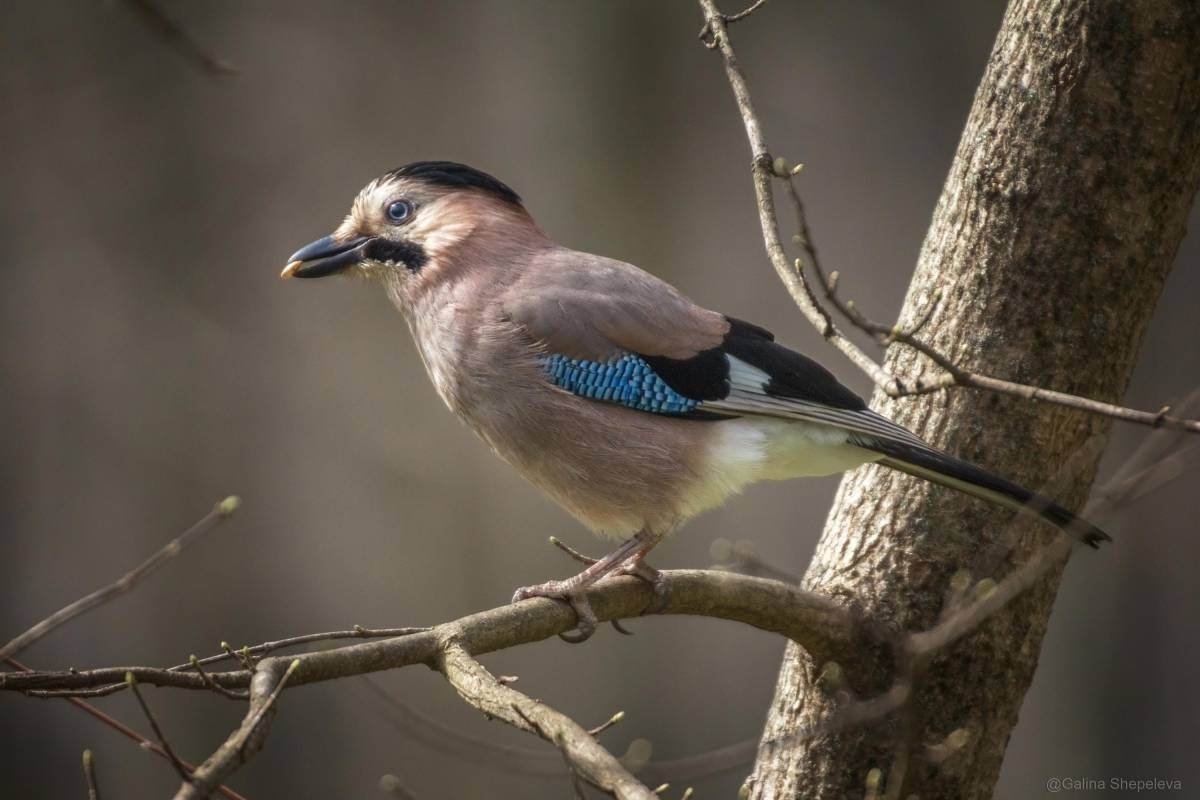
[281,235,373,279]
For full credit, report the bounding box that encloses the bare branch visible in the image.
[121,0,240,76]
[697,0,1200,435]
[126,672,192,783]
[756,423,1195,778]
[438,641,655,799]
[588,710,626,738]
[81,749,100,800]
[2,570,867,697]
[4,658,249,800]
[173,659,300,800]
[361,675,759,785]
[189,656,250,701]
[16,625,428,700]
[20,423,1188,795]
[20,435,1181,796]
[0,497,240,663]
[7,571,866,797]
[695,0,933,395]
[802,214,1200,432]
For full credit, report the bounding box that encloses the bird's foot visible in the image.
[511,530,661,643]
[511,580,598,643]
[615,555,669,613]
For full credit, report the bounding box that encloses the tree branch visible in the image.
[2,570,866,697]
[121,0,240,76]
[697,0,1200,435]
[3,657,250,800]
[17,625,429,701]
[81,749,100,800]
[437,641,655,799]
[729,0,1200,792]
[16,429,1190,796]
[172,659,300,800]
[126,672,193,783]
[0,497,240,663]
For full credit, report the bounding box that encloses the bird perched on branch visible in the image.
[282,161,1109,640]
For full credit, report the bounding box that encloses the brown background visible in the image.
[2,2,1197,797]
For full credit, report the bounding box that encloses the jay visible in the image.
[282,161,1108,639]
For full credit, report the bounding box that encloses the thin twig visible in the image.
[360,675,758,784]
[82,749,100,800]
[760,421,1194,764]
[28,420,1187,793]
[8,570,868,796]
[697,0,1200,434]
[2,571,866,696]
[121,0,240,76]
[222,642,255,671]
[550,536,601,566]
[126,672,193,782]
[724,0,771,24]
[800,208,1200,431]
[696,0,927,394]
[19,625,428,700]
[589,711,626,738]
[438,641,655,799]
[190,655,250,700]
[4,658,249,800]
[0,497,240,663]
[173,659,300,800]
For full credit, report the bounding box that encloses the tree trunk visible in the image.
[748,2,1200,798]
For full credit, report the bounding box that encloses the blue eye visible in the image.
[386,200,413,222]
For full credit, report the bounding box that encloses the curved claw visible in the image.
[643,571,670,614]
[512,583,598,643]
[558,593,597,643]
[610,619,635,636]
[510,529,661,643]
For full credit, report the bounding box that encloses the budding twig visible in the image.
[589,710,626,737]
[126,672,192,783]
[82,749,100,800]
[698,0,1200,433]
[0,497,240,663]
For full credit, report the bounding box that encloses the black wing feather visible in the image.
[641,317,865,410]
[722,318,866,410]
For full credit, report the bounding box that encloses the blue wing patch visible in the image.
[542,353,700,415]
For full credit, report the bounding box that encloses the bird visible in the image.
[281,160,1110,640]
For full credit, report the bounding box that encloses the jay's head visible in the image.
[282,161,537,296]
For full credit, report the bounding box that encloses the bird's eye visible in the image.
[386,200,413,222]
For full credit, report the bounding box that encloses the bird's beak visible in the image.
[281,235,374,279]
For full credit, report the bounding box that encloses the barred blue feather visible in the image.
[542,354,700,415]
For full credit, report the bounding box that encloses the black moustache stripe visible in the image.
[368,239,429,272]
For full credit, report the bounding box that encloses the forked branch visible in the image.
[696,0,1200,434]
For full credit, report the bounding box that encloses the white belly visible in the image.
[706,416,878,486]
[666,417,877,533]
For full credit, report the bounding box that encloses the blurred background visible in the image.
[2,1,1197,797]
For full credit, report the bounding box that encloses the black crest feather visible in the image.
[388,161,522,206]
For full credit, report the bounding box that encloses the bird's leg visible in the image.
[511,530,656,643]
[615,552,662,584]
[614,547,668,612]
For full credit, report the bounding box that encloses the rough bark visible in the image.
[749,2,1200,799]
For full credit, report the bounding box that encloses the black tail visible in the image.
[858,437,1111,548]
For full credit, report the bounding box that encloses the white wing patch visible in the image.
[704,355,931,449]
[726,354,771,393]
